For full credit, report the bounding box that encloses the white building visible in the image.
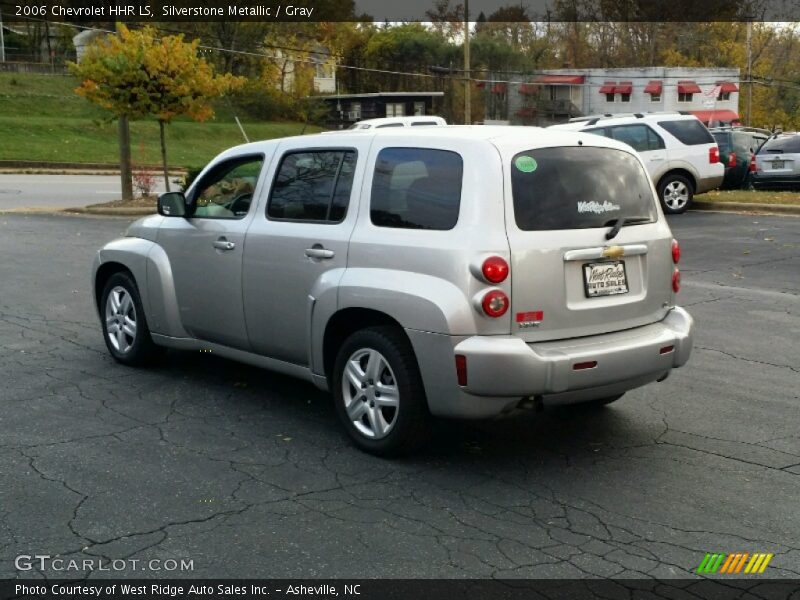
[489,67,740,127]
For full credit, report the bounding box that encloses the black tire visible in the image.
[657,173,694,215]
[100,272,162,366]
[332,326,432,456]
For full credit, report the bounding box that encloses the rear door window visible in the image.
[657,119,715,145]
[586,125,664,152]
[511,147,657,231]
[370,147,463,230]
[608,125,664,151]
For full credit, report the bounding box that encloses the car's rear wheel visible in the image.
[658,174,693,214]
[332,326,431,456]
[100,272,161,366]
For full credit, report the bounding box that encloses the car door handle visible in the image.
[213,239,236,251]
[305,247,335,259]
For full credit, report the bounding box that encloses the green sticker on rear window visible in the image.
[515,155,537,173]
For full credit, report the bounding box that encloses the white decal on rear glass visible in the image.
[577,200,621,214]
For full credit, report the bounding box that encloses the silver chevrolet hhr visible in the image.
[92,126,694,455]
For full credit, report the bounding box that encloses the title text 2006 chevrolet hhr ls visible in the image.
[92,126,694,455]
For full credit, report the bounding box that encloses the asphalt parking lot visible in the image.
[1,211,798,580]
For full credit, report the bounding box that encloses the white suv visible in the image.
[347,116,447,130]
[550,113,724,214]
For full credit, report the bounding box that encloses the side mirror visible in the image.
[158,192,187,217]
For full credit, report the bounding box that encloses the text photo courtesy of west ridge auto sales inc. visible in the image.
[0,0,798,599]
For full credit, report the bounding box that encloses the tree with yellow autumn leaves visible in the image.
[69,25,244,193]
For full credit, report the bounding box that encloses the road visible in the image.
[0,212,798,581]
[0,174,167,210]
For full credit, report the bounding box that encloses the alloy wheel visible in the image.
[341,348,400,439]
[663,180,689,210]
[105,286,137,353]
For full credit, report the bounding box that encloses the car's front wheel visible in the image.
[658,174,694,214]
[332,326,431,456]
[100,272,161,366]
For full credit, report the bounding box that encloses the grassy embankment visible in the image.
[0,72,322,168]
[698,190,800,205]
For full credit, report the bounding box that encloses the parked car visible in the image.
[347,116,447,130]
[92,126,694,455]
[751,133,800,190]
[709,128,769,189]
[550,113,724,214]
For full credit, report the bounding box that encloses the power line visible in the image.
[9,16,800,92]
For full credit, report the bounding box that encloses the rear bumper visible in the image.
[695,173,724,194]
[409,307,693,419]
[751,173,800,189]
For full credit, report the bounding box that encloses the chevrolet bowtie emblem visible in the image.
[602,245,625,259]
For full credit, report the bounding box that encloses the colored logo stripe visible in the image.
[697,553,726,574]
[745,553,774,574]
[698,552,773,575]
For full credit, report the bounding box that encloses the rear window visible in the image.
[371,147,463,230]
[658,119,715,145]
[712,132,731,152]
[760,135,800,153]
[511,147,657,231]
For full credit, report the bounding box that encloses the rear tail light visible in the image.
[481,256,509,284]
[481,290,509,318]
[455,355,467,386]
[709,146,720,164]
[671,239,681,264]
[727,151,737,167]
[749,155,758,173]
[672,269,681,293]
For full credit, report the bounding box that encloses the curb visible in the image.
[692,201,800,215]
[65,206,156,216]
[0,159,187,174]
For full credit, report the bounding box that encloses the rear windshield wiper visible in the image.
[604,216,652,240]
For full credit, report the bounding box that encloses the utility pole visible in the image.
[115,17,133,201]
[0,8,6,63]
[463,0,470,124]
[746,21,753,127]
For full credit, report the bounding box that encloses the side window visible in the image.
[192,156,264,219]
[370,147,463,230]
[267,150,356,223]
[657,119,715,145]
[733,133,754,155]
[646,126,665,150]
[585,127,608,138]
[608,125,664,152]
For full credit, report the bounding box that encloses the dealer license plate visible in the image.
[583,261,629,297]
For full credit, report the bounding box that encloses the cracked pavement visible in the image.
[0,211,798,580]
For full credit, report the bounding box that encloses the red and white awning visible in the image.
[644,80,663,94]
